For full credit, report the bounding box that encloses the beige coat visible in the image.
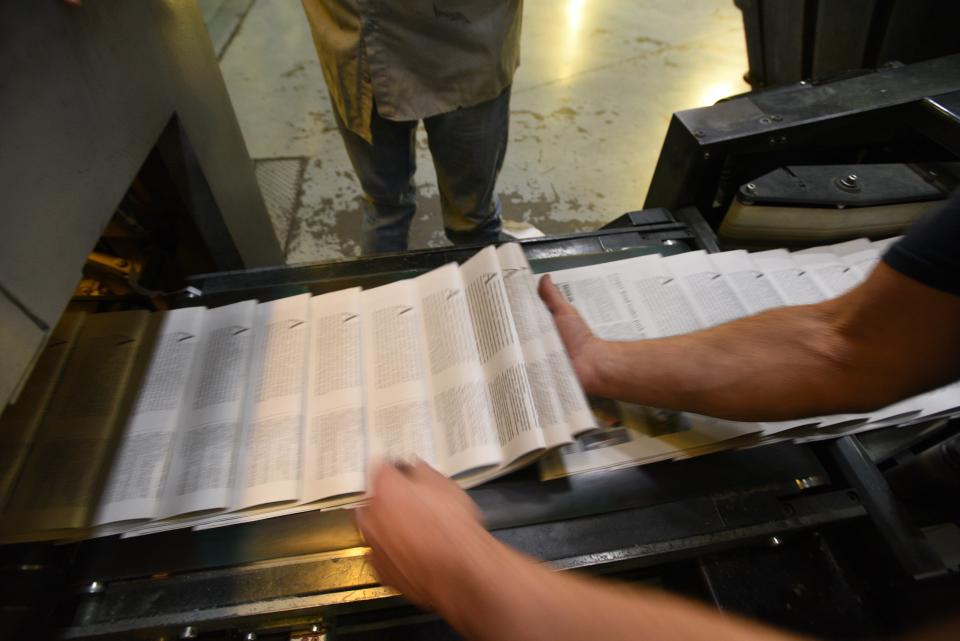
[301,0,522,142]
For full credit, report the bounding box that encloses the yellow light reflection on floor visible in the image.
[560,0,588,81]
[695,80,740,107]
[566,0,586,29]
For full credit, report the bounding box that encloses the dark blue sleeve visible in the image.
[882,191,960,297]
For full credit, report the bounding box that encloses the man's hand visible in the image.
[355,466,811,641]
[357,461,503,610]
[538,275,606,394]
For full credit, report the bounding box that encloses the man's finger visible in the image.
[538,274,567,315]
[368,459,410,497]
[355,505,376,542]
[408,459,447,484]
[364,545,394,584]
[394,459,415,476]
[408,460,456,493]
[368,545,431,607]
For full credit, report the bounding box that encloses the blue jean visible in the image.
[334,86,510,254]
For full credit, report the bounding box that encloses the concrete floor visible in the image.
[214,0,749,262]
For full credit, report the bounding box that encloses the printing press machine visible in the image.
[3,22,960,641]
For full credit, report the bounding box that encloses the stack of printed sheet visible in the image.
[4,235,951,539]
[0,244,594,541]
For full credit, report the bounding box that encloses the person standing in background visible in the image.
[301,1,522,254]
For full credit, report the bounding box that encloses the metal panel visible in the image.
[67,442,826,584]
[811,0,875,79]
[829,436,947,580]
[875,0,960,67]
[759,0,808,86]
[735,0,766,86]
[0,290,46,407]
[908,92,960,158]
[176,226,705,308]
[56,490,866,639]
[0,1,282,406]
[643,55,960,222]
[699,534,878,638]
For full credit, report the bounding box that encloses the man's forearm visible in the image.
[543,263,960,423]
[588,302,868,421]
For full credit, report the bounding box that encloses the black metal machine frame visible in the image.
[4,56,960,641]
[645,54,960,232]
[1,219,952,640]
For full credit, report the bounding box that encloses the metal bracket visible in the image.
[828,436,948,580]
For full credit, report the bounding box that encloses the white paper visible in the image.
[891,381,960,425]
[158,300,258,518]
[871,236,901,252]
[619,254,702,337]
[751,249,829,305]
[461,246,545,463]
[708,250,786,314]
[662,250,748,327]
[231,294,311,511]
[0,312,86,511]
[300,288,366,503]
[94,307,206,525]
[362,279,437,466]
[1,310,151,537]
[843,248,881,279]
[416,262,502,477]
[793,238,872,256]
[792,252,863,297]
[497,244,593,447]
[544,260,650,340]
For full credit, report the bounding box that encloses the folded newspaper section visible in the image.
[540,236,960,480]
[2,311,153,538]
[0,245,594,541]
[0,313,86,513]
[7,238,951,537]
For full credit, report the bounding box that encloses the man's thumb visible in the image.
[538,274,567,315]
